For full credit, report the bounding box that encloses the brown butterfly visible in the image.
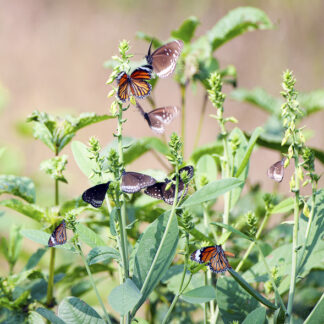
[48,220,67,247]
[267,158,285,182]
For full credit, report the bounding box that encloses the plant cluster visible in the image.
[1,6,324,324]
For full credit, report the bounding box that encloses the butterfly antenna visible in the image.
[135,100,146,117]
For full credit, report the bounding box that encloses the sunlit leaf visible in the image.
[171,16,200,43]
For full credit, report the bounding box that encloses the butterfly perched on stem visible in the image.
[145,40,184,78]
[82,181,111,208]
[116,66,152,102]
[121,171,157,193]
[190,245,234,273]
[48,220,67,247]
[267,158,286,182]
[135,101,179,134]
[144,166,194,205]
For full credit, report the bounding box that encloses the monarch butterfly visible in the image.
[135,101,179,134]
[121,171,157,193]
[144,166,194,205]
[82,181,111,208]
[145,40,184,78]
[116,66,152,102]
[48,220,67,247]
[267,158,285,182]
[190,245,234,273]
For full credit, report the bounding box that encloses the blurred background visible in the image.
[1,0,324,317]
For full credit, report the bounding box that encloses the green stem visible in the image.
[194,93,208,150]
[180,84,187,157]
[286,155,300,323]
[132,167,180,318]
[78,244,112,324]
[235,212,270,272]
[204,271,208,324]
[162,231,189,324]
[256,242,286,312]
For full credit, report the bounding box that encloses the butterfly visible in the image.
[121,171,157,193]
[82,181,111,208]
[48,220,67,247]
[135,101,179,134]
[267,158,285,182]
[190,245,235,273]
[116,66,152,102]
[145,40,184,78]
[144,166,194,205]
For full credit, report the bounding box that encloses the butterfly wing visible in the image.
[208,246,232,273]
[82,182,111,208]
[267,159,285,182]
[116,72,130,102]
[148,40,183,78]
[129,67,152,99]
[144,182,164,200]
[146,106,179,134]
[121,171,156,193]
[48,220,67,247]
[161,180,188,205]
[178,165,194,181]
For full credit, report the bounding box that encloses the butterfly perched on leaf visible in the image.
[144,166,194,205]
[267,158,285,182]
[190,245,234,273]
[116,66,152,102]
[145,40,184,78]
[136,101,179,134]
[121,171,157,193]
[82,181,111,208]
[48,220,67,247]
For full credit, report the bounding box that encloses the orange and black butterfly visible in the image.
[190,245,234,273]
[48,220,67,247]
[116,66,152,102]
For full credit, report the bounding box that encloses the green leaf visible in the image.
[242,307,266,324]
[171,16,200,43]
[271,197,294,214]
[228,128,248,209]
[181,178,243,207]
[58,296,105,324]
[207,7,273,51]
[108,279,142,315]
[181,285,216,304]
[87,246,120,265]
[132,211,179,315]
[190,141,223,164]
[229,269,276,309]
[216,275,259,323]
[231,87,281,115]
[0,199,44,222]
[298,90,324,116]
[196,154,217,190]
[75,223,106,248]
[28,311,46,324]
[0,175,36,203]
[235,127,263,178]
[36,308,65,324]
[24,248,47,270]
[211,222,254,242]
[304,293,324,324]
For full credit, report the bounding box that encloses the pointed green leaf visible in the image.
[171,16,200,43]
[58,296,105,324]
[208,7,273,51]
[24,248,47,270]
[271,197,294,214]
[36,308,65,324]
[196,154,217,189]
[181,178,243,207]
[211,222,254,242]
[181,285,216,304]
[298,90,324,116]
[75,223,105,248]
[108,279,142,315]
[242,307,266,324]
[0,175,36,203]
[304,293,324,324]
[87,246,120,265]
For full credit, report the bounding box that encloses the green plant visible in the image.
[1,6,324,324]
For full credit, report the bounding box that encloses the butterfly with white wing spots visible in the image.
[120,171,157,193]
[82,181,111,208]
[267,158,286,182]
[48,220,67,247]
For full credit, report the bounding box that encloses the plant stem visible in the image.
[132,167,180,318]
[235,212,270,272]
[286,155,300,323]
[77,244,112,324]
[204,271,208,324]
[256,242,286,312]
[162,231,189,324]
[180,84,187,157]
[194,93,208,150]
